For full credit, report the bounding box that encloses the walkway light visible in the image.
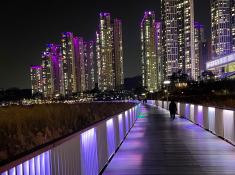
[164,80,170,109]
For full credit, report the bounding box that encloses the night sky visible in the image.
[0,0,210,89]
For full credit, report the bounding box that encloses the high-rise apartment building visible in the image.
[206,0,235,78]
[113,19,124,89]
[211,0,231,58]
[74,37,86,92]
[30,66,43,95]
[156,22,163,89]
[182,0,195,79]
[232,0,235,52]
[201,41,209,72]
[41,44,61,98]
[61,32,77,96]
[96,13,114,91]
[194,22,205,78]
[96,13,124,91]
[141,11,158,92]
[61,33,87,95]
[161,0,179,77]
[161,0,195,79]
[84,41,95,91]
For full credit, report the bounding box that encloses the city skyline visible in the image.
[0,1,210,89]
[31,12,124,97]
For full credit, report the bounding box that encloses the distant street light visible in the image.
[163,80,171,109]
[163,80,171,85]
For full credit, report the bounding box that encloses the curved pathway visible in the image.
[103,104,235,175]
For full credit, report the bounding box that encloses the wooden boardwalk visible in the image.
[103,104,235,175]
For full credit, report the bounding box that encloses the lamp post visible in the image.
[163,80,171,109]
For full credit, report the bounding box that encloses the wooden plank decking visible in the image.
[103,104,235,175]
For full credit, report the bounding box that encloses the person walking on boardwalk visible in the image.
[169,100,177,120]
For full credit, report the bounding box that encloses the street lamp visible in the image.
[164,80,171,109]
[164,80,170,85]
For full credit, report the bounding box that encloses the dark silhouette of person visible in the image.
[144,98,147,104]
[142,97,147,104]
[169,100,177,120]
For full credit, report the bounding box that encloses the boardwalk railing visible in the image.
[0,103,141,175]
[147,100,235,146]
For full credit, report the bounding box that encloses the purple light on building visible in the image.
[100,12,110,17]
[31,65,42,69]
[62,32,73,37]
[144,11,152,16]
[41,44,61,97]
[194,21,204,29]
[141,12,148,27]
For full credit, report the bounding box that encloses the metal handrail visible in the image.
[0,102,140,173]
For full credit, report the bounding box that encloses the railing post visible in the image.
[215,108,224,137]
[223,110,235,145]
